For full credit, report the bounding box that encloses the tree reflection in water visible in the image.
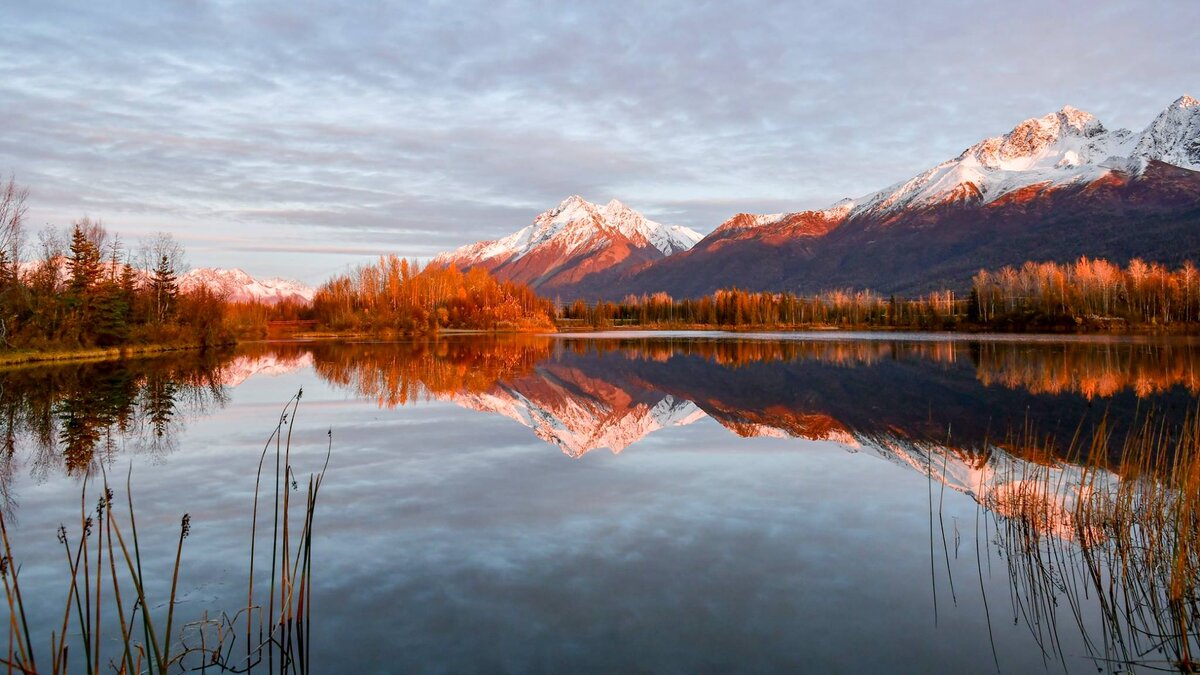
[0,351,233,516]
[5,335,1200,672]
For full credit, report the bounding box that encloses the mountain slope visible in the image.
[612,95,1200,298]
[14,259,315,305]
[433,196,701,295]
[180,268,315,304]
[437,96,1196,300]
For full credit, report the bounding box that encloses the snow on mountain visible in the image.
[180,268,315,304]
[599,198,703,255]
[838,95,1199,220]
[1133,95,1200,170]
[434,195,701,268]
[847,106,1130,218]
[709,199,856,238]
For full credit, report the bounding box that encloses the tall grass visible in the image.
[0,389,328,674]
[931,411,1200,673]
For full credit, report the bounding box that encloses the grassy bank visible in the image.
[0,341,233,368]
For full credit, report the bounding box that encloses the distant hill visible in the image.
[180,268,315,304]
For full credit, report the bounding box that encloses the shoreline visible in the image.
[552,322,1200,336]
[0,342,226,369]
[6,321,1198,368]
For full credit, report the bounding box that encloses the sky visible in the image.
[1,0,1198,284]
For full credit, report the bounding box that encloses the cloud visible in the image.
[2,0,1197,281]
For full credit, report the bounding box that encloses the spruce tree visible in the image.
[65,223,102,341]
[150,254,178,322]
[66,224,101,298]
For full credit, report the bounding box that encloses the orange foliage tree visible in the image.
[311,256,555,334]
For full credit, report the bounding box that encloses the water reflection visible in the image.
[289,336,1200,462]
[6,334,1200,673]
[8,335,1200,480]
[0,350,273,516]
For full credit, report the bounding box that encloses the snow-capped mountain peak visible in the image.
[599,197,702,255]
[964,105,1107,169]
[180,268,315,304]
[1133,94,1200,170]
[841,96,1200,221]
[434,195,702,270]
[848,104,1142,218]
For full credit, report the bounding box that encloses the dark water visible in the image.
[4,332,1200,673]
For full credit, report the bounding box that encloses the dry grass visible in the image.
[951,412,1200,673]
[0,389,328,674]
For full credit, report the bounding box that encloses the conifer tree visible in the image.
[66,222,102,298]
[150,253,178,322]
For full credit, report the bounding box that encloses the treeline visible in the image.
[560,257,1200,332]
[0,178,297,351]
[971,258,1200,327]
[0,216,233,348]
[560,288,961,330]
[311,255,555,333]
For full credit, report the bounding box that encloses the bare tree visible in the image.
[0,176,28,347]
[136,231,189,277]
[0,175,28,267]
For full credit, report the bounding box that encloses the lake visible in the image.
[4,332,1200,673]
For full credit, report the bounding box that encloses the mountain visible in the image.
[180,268,315,304]
[614,95,1200,298]
[433,195,701,295]
[436,96,1200,300]
[14,259,314,305]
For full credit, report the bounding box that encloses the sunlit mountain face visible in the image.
[435,97,1200,300]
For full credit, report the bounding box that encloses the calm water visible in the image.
[5,333,1200,673]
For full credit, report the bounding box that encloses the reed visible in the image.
[0,389,328,674]
[931,409,1200,673]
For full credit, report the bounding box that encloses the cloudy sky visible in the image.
[2,1,1197,283]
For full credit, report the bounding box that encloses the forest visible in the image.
[309,255,556,333]
[560,257,1200,332]
[0,178,554,353]
[0,177,235,351]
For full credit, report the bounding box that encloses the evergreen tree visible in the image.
[119,261,140,323]
[64,222,104,342]
[93,279,130,346]
[66,223,102,297]
[150,253,178,322]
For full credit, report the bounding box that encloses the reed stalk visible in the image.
[0,389,327,674]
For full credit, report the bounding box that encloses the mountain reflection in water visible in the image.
[5,334,1200,673]
[301,335,1200,458]
[6,335,1200,482]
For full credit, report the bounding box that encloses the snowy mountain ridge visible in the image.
[435,195,702,268]
[179,268,315,304]
[833,95,1200,222]
[13,259,313,305]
